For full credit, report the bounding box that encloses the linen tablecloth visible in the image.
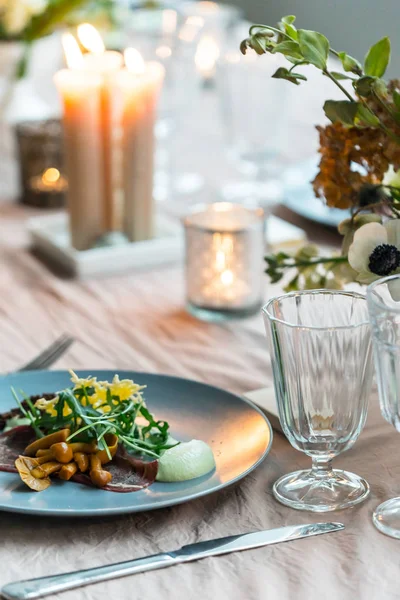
[0,207,399,600]
[0,45,397,599]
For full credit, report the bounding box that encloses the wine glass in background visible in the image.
[367,274,400,538]
[217,33,288,211]
[120,6,205,202]
[180,1,242,86]
[263,290,373,512]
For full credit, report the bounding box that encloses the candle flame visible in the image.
[62,33,84,70]
[124,48,146,75]
[42,168,61,185]
[220,270,234,286]
[77,23,105,55]
[215,250,226,271]
[195,35,220,74]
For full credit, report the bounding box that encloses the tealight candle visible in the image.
[183,203,265,321]
[30,168,68,193]
[16,119,67,209]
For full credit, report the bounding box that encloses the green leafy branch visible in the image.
[265,247,349,291]
[241,16,400,143]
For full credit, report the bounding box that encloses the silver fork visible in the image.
[17,335,74,372]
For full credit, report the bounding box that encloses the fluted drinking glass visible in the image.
[367,274,400,538]
[263,290,373,512]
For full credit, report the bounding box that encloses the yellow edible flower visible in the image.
[34,371,146,418]
[34,395,73,418]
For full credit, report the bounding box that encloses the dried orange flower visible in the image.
[313,80,400,209]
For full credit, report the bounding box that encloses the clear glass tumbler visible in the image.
[367,274,400,538]
[263,290,373,512]
[217,39,288,208]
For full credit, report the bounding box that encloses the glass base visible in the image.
[186,301,261,323]
[373,498,400,538]
[273,469,370,512]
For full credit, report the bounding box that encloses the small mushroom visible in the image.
[31,462,62,479]
[24,429,70,457]
[74,452,89,472]
[15,456,51,492]
[96,434,119,465]
[59,462,78,481]
[36,449,52,458]
[50,442,73,464]
[89,454,112,488]
[35,452,54,465]
[69,441,97,454]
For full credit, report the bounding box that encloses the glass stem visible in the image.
[311,457,334,478]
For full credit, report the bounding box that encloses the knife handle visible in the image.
[1,553,176,600]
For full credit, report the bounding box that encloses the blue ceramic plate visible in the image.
[282,157,351,227]
[0,370,272,516]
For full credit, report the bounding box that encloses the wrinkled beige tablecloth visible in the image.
[0,206,399,600]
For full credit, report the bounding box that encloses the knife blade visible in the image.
[1,522,344,600]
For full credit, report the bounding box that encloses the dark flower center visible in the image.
[358,184,384,207]
[369,244,400,276]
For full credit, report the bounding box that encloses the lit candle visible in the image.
[183,203,265,320]
[113,49,165,242]
[77,24,124,233]
[54,34,105,251]
[195,34,220,82]
[30,168,68,193]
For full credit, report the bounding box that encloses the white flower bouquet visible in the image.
[241,16,400,295]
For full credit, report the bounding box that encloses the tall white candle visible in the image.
[54,35,105,251]
[114,50,165,242]
[78,25,124,233]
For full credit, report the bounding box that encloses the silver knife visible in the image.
[1,522,344,600]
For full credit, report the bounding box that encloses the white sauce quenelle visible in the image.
[156,440,216,482]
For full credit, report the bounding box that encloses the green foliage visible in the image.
[12,383,177,460]
[355,104,380,127]
[240,17,399,134]
[272,67,307,85]
[353,75,377,97]
[297,29,329,69]
[279,15,297,40]
[272,40,303,60]
[364,36,391,77]
[323,100,359,125]
[328,71,355,81]
[393,90,400,111]
[242,16,400,292]
[265,248,351,292]
[338,51,362,74]
[23,0,91,42]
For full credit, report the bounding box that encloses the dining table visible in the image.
[0,61,399,600]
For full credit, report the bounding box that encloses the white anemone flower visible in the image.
[383,166,400,189]
[348,220,400,299]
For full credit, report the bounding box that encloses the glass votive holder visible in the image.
[16,119,68,209]
[183,202,265,322]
